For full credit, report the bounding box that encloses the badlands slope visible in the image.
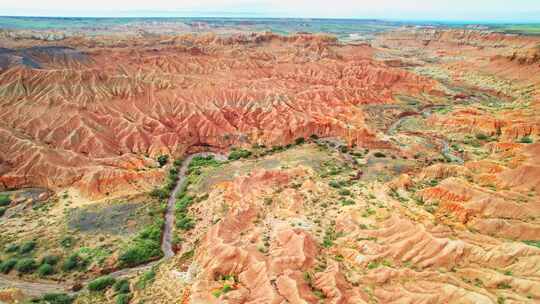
[0,33,433,199]
[0,27,539,304]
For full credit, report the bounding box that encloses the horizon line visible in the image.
[1,14,540,25]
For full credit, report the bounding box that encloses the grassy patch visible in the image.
[118,220,164,268]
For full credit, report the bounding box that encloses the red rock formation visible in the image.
[0,33,436,198]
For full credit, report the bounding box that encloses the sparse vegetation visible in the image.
[322,226,337,248]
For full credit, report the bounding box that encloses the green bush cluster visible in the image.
[176,194,195,230]
[62,253,86,272]
[31,293,75,304]
[19,240,37,254]
[113,279,132,304]
[118,220,164,267]
[88,275,116,292]
[116,293,132,304]
[228,149,252,161]
[41,255,60,265]
[15,258,37,273]
[37,263,54,277]
[0,258,17,273]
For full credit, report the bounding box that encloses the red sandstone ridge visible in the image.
[0,33,435,198]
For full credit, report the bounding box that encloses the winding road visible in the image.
[0,152,227,297]
[387,106,464,164]
[161,152,227,258]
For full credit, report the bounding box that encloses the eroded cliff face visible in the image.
[0,33,435,199]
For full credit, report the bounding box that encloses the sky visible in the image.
[1,0,539,22]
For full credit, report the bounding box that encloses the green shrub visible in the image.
[15,258,37,273]
[37,263,54,277]
[0,194,11,207]
[41,255,60,266]
[115,293,132,304]
[19,240,37,254]
[373,152,386,158]
[5,244,19,253]
[173,159,183,166]
[212,283,233,298]
[119,239,161,268]
[0,258,17,273]
[0,207,6,217]
[295,137,305,145]
[113,279,131,294]
[34,293,75,304]
[176,215,195,230]
[339,189,351,196]
[520,136,533,144]
[60,236,75,248]
[340,199,355,206]
[475,133,489,141]
[149,188,168,200]
[62,253,84,272]
[88,275,116,292]
[228,149,252,161]
[157,155,169,167]
[118,221,163,267]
